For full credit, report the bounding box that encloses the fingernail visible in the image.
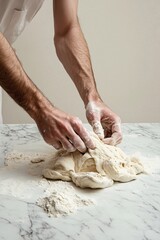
[52,144,61,150]
[68,147,76,152]
[77,146,87,153]
[96,132,104,140]
[90,143,96,149]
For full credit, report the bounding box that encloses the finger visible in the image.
[81,132,96,150]
[102,137,116,146]
[71,120,95,150]
[112,122,122,145]
[52,141,62,150]
[112,132,123,145]
[91,121,104,139]
[65,129,87,153]
[71,130,95,151]
[60,137,76,152]
[77,126,95,150]
[69,134,87,153]
[112,123,122,135]
[86,102,104,139]
[103,132,122,146]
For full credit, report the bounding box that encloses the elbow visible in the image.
[53,34,64,61]
[53,20,79,54]
[53,30,68,61]
[53,33,61,49]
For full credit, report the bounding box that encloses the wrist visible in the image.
[27,90,54,122]
[83,90,102,107]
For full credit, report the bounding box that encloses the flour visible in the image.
[5,151,50,166]
[0,150,95,217]
[37,181,94,217]
[1,140,156,218]
[0,151,50,201]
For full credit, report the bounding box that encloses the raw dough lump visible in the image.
[43,133,144,188]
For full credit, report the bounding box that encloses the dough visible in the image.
[43,133,144,188]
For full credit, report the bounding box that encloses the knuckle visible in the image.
[86,111,96,121]
[71,117,82,127]
[61,124,69,134]
[58,120,68,131]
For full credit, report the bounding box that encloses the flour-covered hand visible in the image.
[35,104,95,152]
[86,101,122,145]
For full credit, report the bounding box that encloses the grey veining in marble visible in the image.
[0,123,160,240]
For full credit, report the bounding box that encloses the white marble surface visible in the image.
[0,123,160,240]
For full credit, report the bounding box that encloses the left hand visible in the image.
[86,100,122,145]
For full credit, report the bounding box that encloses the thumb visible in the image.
[86,101,104,139]
[91,120,104,140]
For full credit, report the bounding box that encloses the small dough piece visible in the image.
[31,158,45,163]
[42,133,144,189]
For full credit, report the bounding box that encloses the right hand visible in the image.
[35,105,95,153]
[86,100,122,145]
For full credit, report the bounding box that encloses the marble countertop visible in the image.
[0,123,160,240]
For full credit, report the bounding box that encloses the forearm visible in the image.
[0,33,50,120]
[0,33,96,151]
[54,22,101,106]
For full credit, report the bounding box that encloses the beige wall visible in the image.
[2,0,160,123]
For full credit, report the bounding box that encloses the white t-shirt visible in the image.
[0,0,45,44]
[0,0,45,123]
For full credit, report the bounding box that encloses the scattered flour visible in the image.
[5,151,50,166]
[2,146,159,218]
[0,150,95,217]
[37,181,94,217]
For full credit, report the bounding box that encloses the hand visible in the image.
[35,104,95,152]
[86,101,122,145]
